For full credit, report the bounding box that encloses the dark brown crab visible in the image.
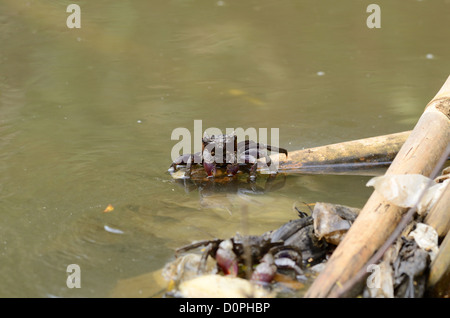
[168,134,288,180]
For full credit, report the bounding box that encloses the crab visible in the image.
[168,134,288,180]
[174,215,328,284]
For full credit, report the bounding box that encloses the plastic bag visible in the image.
[312,202,360,245]
[408,223,439,262]
[366,174,447,215]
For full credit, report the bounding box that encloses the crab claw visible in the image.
[215,240,238,276]
[203,162,216,177]
[251,253,277,283]
[226,163,239,177]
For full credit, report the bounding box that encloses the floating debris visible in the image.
[408,223,439,262]
[364,261,395,298]
[177,274,274,298]
[393,238,430,298]
[366,174,448,215]
[164,215,329,297]
[103,204,114,213]
[312,202,359,245]
[163,253,217,288]
[104,225,124,234]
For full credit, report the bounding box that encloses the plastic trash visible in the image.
[312,202,360,245]
[408,223,439,262]
[162,254,217,285]
[364,261,394,298]
[366,174,448,215]
[178,274,274,298]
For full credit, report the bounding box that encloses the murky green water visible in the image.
[1,0,449,297]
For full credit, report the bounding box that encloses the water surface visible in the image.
[1,0,449,297]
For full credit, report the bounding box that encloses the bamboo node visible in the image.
[426,97,450,119]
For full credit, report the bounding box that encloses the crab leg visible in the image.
[237,140,288,159]
[184,154,195,178]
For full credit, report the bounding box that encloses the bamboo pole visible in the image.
[305,75,450,298]
[263,131,411,176]
[424,182,450,239]
[426,229,450,297]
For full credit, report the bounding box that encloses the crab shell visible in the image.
[169,134,288,179]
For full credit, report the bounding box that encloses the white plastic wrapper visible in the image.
[178,274,274,298]
[366,174,448,215]
[408,223,439,262]
[364,262,394,298]
[417,179,448,214]
[312,202,359,245]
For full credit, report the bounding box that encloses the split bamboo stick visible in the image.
[266,131,411,176]
[424,182,450,239]
[305,75,450,298]
[426,229,450,297]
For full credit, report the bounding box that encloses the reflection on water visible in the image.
[0,0,449,297]
[171,167,287,213]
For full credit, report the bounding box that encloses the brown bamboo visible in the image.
[426,229,450,297]
[424,182,450,239]
[305,75,450,298]
[270,131,411,175]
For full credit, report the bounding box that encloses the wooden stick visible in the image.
[262,131,411,176]
[426,229,450,297]
[305,75,450,298]
[424,181,450,239]
[330,145,449,298]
